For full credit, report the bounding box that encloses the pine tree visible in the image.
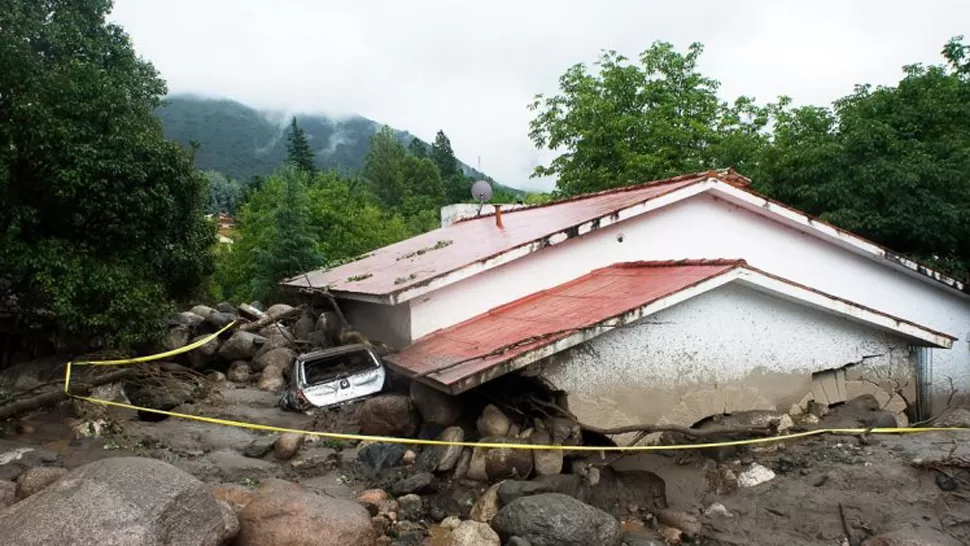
[430,130,460,180]
[286,117,317,176]
[247,167,323,300]
[363,126,407,207]
[407,137,427,158]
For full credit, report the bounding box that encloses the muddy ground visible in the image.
[5,382,970,545]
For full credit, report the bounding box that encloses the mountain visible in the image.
[155,95,508,188]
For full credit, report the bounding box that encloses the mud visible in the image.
[3,382,970,545]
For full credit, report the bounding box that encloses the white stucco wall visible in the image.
[406,193,970,402]
[341,299,411,349]
[538,282,916,430]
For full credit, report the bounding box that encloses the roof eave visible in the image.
[397,265,954,394]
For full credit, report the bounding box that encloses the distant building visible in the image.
[206,212,235,240]
[285,170,969,436]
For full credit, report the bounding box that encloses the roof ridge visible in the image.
[452,170,733,225]
[610,259,748,268]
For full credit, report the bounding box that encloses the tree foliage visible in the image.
[528,42,772,195]
[286,117,317,176]
[529,38,970,276]
[0,0,214,348]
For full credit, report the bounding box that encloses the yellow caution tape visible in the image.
[63,321,970,452]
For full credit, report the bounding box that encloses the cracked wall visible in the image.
[536,282,916,437]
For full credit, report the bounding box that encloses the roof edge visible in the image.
[394,262,953,393]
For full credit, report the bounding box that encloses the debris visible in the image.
[0,457,233,546]
[469,482,503,523]
[16,467,68,500]
[237,303,267,321]
[658,525,683,545]
[657,509,701,537]
[0,480,15,509]
[390,472,434,496]
[738,463,776,488]
[531,430,563,476]
[227,361,252,383]
[272,433,304,461]
[491,493,621,546]
[410,381,463,426]
[218,331,266,362]
[402,450,417,466]
[359,443,405,472]
[243,436,277,459]
[703,502,734,519]
[396,493,424,521]
[484,438,534,481]
[435,427,465,472]
[477,404,512,437]
[281,345,385,410]
[236,490,376,546]
[357,489,390,505]
[359,394,420,437]
[448,520,501,546]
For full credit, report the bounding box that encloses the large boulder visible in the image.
[531,430,563,476]
[410,381,463,426]
[162,326,190,352]
[435,427,465,472]
[252,334,295,366]
[484,438,534,481]
[16,466,68,499]
[266,303,295,319]
[0,457,230,546]
[477,404,512,437]
[529,468,667,517]
[190,305,216,319]
[0,480,15,509]
[358,443,405,472]
[491,493,621,546]
[235,490,376,546]
[218,331,265,361]
[253,347,296,374]
[293,313,315,341]
[359,394,420,437]
[447,520,501,546]
[227,361,252,383]
[256,366,285,393]
[186,334,221,369]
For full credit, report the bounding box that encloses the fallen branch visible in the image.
[581,420,786,439]
[0,368,134,419]
[239,307,302,332]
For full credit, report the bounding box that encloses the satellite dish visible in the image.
[471,180,493,203]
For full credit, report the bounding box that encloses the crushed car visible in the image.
[279,343,387,412]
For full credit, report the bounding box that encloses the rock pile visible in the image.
[159,301,345,397]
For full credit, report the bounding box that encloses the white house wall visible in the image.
[407,193,970,405]
[537,282,916,432]
[341,299,411,350]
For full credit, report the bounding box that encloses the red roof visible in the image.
[384,260,742,392]
[283,171,736,298]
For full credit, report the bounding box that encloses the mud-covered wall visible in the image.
[538,282,916,432]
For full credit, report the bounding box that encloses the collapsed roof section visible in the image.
[384,260,955,394]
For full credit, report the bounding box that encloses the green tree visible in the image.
[363,126,407,207]
[528,41,772,195]
[237,167,323,301]
[756,37,970,276]
[407,137,428,158]
[0,0,214,349]
[431,130,461,180]
[286,117,317,176]
[204,170,246,214]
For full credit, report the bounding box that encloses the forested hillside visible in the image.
[156,95,503,187]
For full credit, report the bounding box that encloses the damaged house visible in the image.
[284,170,970,437]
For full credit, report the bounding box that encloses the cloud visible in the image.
[110,0,969,191]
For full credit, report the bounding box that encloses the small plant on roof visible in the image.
[396,239,454,261]
[394,273,419,285]
[346,273,373,282]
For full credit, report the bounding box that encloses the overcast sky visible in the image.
[110,1,968,191]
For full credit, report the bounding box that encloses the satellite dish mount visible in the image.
[471,179,493,215]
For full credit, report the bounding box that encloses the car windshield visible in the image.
[302,350,377,385]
